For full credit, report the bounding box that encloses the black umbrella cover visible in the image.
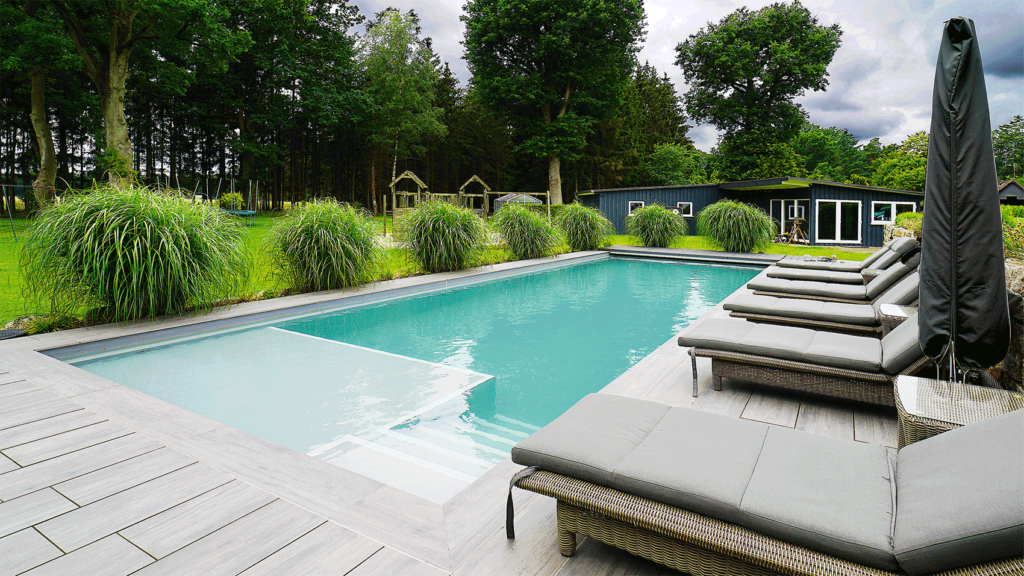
[919,17,1009,370]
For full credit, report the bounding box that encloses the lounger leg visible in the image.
[714,374,723,391]
[556,501,577,556]
[689,348,699,397]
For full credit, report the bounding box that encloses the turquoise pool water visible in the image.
[73,258,758,478]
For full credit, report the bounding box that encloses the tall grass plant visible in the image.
[21,184,249,322]
[697,199,775,253]
[554,202,614,251]
[490,203,561,260]
[401,201,487,273]
[625,203,686,248]
[265,200,384,292]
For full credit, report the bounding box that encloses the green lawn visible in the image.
[0,212,872,326]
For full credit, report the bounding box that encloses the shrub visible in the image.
[21,184,249,321]
[219,192,246,209]
[1002,204,1024,225]
[625,203,686,248]
[401,201,487,273]
[554,202,614,251]
[490,203,562,260]
[696,199,775,253]
[896,211,923,231]
[265,200,384,292]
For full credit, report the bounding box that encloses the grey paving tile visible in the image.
[600,353,681,398]
[0,528,63,576]
[346,547,449,576]
[0,489,77,538]
[68,385,225,446]
[0,433,162,501]
[853,404,898,448]
[0,389,56,415]
[690,378,755,417]
[0,372,24,386]
[240,521,383,576]
[795,396,855,440]
[454,495,566,576]
[0,453,17,474]
[53,447,196,506]
[0,351,119,398]
[740,386,802,428]
[19,534,153,576]
[121,480,276,559]
[554,538,671,575]
[3,421,132,466]
[0,398,84,432]
[0,409,105,451]
[130,499,325,576]
[38,462,232,552]
[0,379,35,399]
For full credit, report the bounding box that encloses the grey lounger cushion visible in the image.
[871,271,920,312]
[766,267,866,283]
[740,426,899,571]
[774,237,917,271]
[880,312,922,374]
[749,255,919,301]
[894,410,1024,575]
[513,395,900,571]
[677,317,884,372]
[725,294,879,325]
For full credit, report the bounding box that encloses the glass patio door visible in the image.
[815,200,861,243]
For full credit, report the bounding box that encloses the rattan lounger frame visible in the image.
[514,470,1024,576]
[728,311,882,336]
[688,349,931,406]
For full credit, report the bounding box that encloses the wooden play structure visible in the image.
[458,175,490,216]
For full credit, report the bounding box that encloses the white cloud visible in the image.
[352,0,1024,151]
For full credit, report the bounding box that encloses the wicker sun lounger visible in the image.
[774,237,918,272]
[767,238,919,284]
[508,394,1023,576]
[748,252,920,305]
[726,272,920,336]
[677,312,928,406]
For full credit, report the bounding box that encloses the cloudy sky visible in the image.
[353,0,1024,151]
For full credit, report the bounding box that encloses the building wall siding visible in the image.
[599,185,720,234]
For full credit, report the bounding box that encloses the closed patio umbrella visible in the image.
[919,17,1009,375]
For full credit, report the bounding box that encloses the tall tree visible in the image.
[791,123,868,182]
[463,0,645,203]
[49,0,250,183]
[871,131,928,191]
[993,115,1023,180]
[675,0,841,163]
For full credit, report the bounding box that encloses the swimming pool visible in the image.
[71,257,759,483]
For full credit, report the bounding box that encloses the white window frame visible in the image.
[787,204,805,220]
[871,201,917,225]
[771,199,808,235]
[628,201,644,214]
[677,202,693,217]
[815,199,862,244]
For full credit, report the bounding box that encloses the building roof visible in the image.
[579,177,923,197]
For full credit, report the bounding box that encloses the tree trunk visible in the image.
[548,153,562,205]
[97,50,134,184]
[29,65,56,203]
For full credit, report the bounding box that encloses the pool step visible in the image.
[387,413,540,467]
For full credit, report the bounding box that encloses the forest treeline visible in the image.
[2,1,1022,211]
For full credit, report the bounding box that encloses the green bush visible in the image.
[896,211,923,231]
[696,199,775,253]
[219,192,246,209]
[1001,205,1024,226]
[402,201,487,273]
[21,184,249,321]
[491,203,562,260]
[1005,222,1024,259]
[265,200,384,292]
[554,202,614,251]
[625,203,686,248]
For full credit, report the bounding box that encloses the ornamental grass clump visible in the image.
[402,201,487,273]
[21,184,249,322]
[697,199,775,253]
[266,200,384,292]
[625,203,686,248]
[554,202,614,251]
[491,203,562,260]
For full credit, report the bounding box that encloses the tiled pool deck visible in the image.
[0,251,898,575]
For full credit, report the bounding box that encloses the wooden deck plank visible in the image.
[0,372,24,386]
[0,528,64,576]
[689,378,755,417]
[345,547,449,576]
[0,409,106,451]
[53,447,196,507]
[444,458,540,570]
[0,489,77,538]
[853,405,899,448]
[600,353,681,398]
[0,398,84,432]
[37,463,233,552]
[333,484,451,572]
[19,534,153,576]
[0,389,55,414]
[3,421,132,467]
[740,386,802,428]
[121,481,276,559]
[794,397,855,441]
[453,496,567,576]
[0,380,36,399]
[554,538,672,576]
[641,360,699,407]
[130,499,325,576]
[0,433,162,501]
[0,453,17,474]
[239,521,383,576]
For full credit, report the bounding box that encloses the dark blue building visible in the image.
[578,177,924,248]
